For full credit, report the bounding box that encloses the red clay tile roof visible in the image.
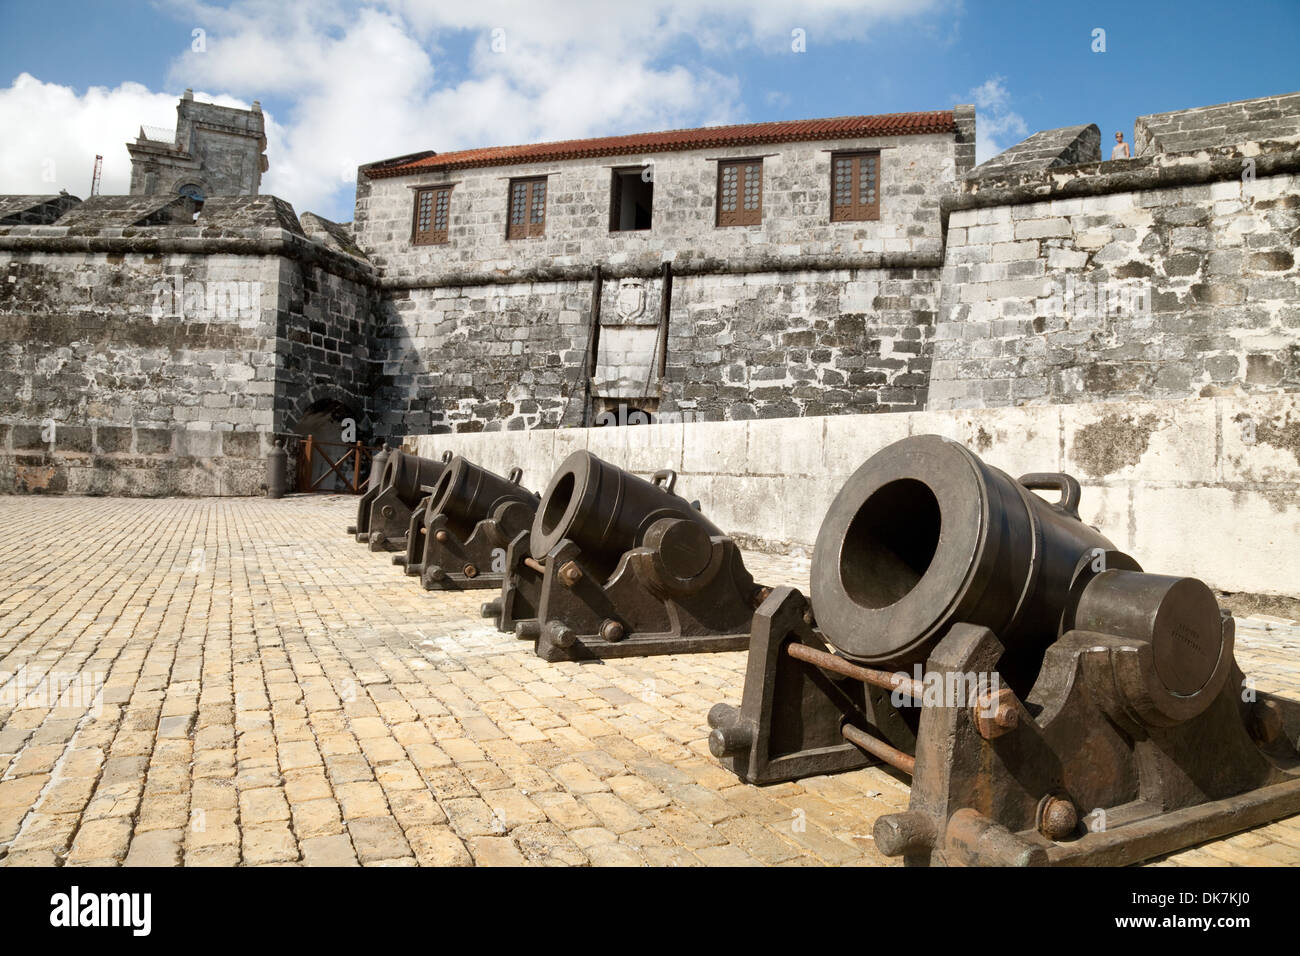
[365,110,956,178]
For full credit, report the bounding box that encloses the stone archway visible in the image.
[292,396,363,492]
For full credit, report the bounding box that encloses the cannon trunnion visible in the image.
[708,435,1300,867]
[505,450,767,662]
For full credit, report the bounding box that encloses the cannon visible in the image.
[394,456,539,592]
[356,448,452,552]
[708,434,1300,867]
[346,442,390,538]
[509,450,767,661]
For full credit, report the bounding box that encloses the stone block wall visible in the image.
[0,248,281,493]
[274,256,384,437]
[663,269,939,420]
[412,392,1300,600]
[372,267,941,437]
[930,155,1300,409]
[373,280,593,436]
[1135,92,1300,156]
[0,197,383,494]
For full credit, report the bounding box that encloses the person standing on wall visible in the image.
[1111,131,1132,159]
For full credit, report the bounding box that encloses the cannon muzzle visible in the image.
[520,451,759,660]
[418,457,538,591]
[811,434,1116,673]
[427,459,536,544]
[359,448,453,551]
[381,449,451,510]
[531,451,720,571]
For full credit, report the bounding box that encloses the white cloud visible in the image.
[0,73,254,198]
[967,75,1028,164]
[2,0,950,219]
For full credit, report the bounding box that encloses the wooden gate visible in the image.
[296,437,380,494]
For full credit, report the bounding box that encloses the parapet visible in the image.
[54,195,197,228]
[300,212,368,261]
[0,194,83,226]
[195,196,302,233]
[1135,91,1300,156]
[966,124,1101,180]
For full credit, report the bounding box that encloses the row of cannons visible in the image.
[345,436,1300,866]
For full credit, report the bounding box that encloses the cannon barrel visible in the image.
[427,457,536,532]
[381,449,450,510]
[811,434,1117,670]
[530,451,721,565]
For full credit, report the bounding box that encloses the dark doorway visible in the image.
[293,398,373,493]
[610,168,653,231]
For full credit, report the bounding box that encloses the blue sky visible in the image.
[1,0,1297,221]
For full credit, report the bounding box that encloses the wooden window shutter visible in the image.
[412,185,452,244]
[830,152,880,222]
[508,177,547,239]
[717,160,762,226]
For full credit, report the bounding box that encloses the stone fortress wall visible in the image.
[0,195,379,494]
[0,92,1296,517]
[931,93,1300,409]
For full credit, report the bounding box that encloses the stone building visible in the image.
[0,90,1296,497]
[356,107,977,431]
[127,90,268,201]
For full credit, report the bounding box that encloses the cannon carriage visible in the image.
[492,450,769,661]
[350,448,453,553]
[393,456,540,592]
[708,435,1300,866]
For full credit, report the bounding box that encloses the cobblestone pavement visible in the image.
[0,494,1297,867]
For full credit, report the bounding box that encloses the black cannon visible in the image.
[392,456,538,592]
[709,434,1300,866]
[503,450,767,661]
[346,443,390,538]
[356,448,452,553]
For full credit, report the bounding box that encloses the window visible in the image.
[610,167,653,231]
[507,177,547,239]
[717,160,763,227]
[830,151,880,222]
[412,185,452,244]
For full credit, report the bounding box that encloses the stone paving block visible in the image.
[348,816,412,863]
[586,842,647,866]
[125,828,183,867]
[240,786,291,825]
[137,793,190,833]
[292,798,344,839]
[403,825,472,866]
[8,811,79,853]
[468,835,530,866]
[66,816,133,864]
[242,822,299,865]
[301,833,359,866]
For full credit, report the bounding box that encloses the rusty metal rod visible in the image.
[841,723,916,776]
[524,557,546,575]
[786,642,924,700]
